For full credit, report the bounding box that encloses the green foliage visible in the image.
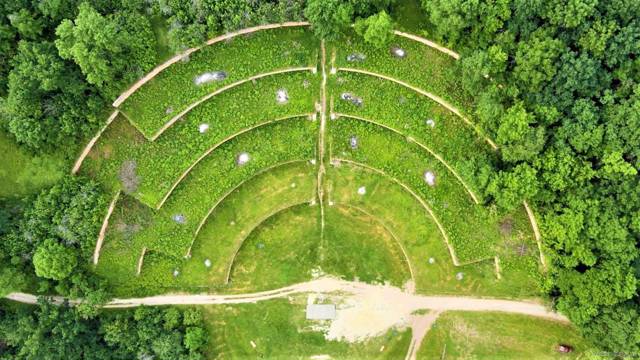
[487,163,538,211]
[305,0,354,40]
[496,102,545,162]
[354,10,394,48]
[21,176,107,260]
[0,301,208,359]
[33,239,78,280]
[423,0,640,351]
[155,0,306,51]
[55,3,156,98]
[3,40,104,150]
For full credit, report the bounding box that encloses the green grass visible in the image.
[330,71,497,197]
[120,27,319,137]
[229,204,320,291]
[331,31,475,120]
[94,119,317,296]
[203,297,412,359]
[418,312,590,359]
[327,165,541,298]
[96,161,316,296]
[229,204,411,292]
[329,119,499,263]
[84,71,319,207]
[323,205,410,287]
[0,129,66,199]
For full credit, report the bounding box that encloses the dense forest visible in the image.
[0,0,638,356]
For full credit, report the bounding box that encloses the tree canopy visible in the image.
[422,0,640,352]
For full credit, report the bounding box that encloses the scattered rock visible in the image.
[173,269,180,277]
[204,259,212,268]
[357,186,366,195]
[425,119,435,128]
[428,257,435,264]
[423,171,436,186]
[390,46,407,58]
[303,79,310,88]
[291,183,297,188]
[198,123,210,133]
[236,152,250,165]
[165,106,174,114]
[276,88,289,104]
[172,214,186,224]
[346,53,366,62]
[456,272,464,281]
[310,159,317,165]
[194,71,227,85]
[349,135,358,149]
[340,92,363,107]
[256,243,265,249]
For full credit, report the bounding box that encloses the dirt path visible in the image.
[393,31,460,59]
[405,311,442,360]
[5,277,565,320]
[93,190,120,265]
[317,40,328,259]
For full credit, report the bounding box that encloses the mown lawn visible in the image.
[202,297,411,359]
[0,129,66,199]
[418,311,590,360]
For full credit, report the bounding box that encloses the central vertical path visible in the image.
[317,40,328,260]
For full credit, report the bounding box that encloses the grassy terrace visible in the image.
[95,119,317,295]
[419,312,587,359]
[83,72,319,207]
[330,72,497,199]
[119,27,318,137]
[97,161,317,296]
[332,31,474,116]
[327,165,540,298]
[329,120,499,263]
[203,298,411,359]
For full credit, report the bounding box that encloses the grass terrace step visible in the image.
[120,27,318,137]
[84,72,319,208]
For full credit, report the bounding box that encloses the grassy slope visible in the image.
[329,119,499,262]
[229,204,411,292]
[84,71,319,207]
[332,31,475,120]
[330,71,496,197]
[203,297,411,359]
[327,165,540,298]
[419,312,590,360]
[0,130,66,199]
[120,27,319,137]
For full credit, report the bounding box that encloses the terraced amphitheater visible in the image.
[43,23,580,359]
[78,25,537,296]
[0,10,600,360]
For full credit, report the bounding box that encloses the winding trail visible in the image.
[5,277,565,320]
